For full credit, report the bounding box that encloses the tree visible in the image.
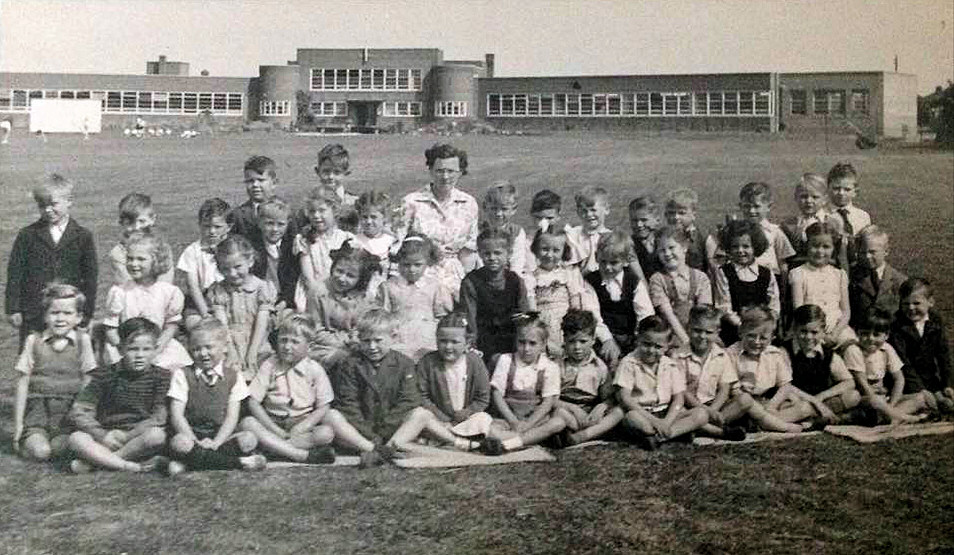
[296,91,314,128]
[934,81,954,146]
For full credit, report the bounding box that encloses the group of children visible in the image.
[6,143,952,475]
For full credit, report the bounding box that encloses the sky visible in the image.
[0,0,951,94]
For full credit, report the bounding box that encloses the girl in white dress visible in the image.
[293,186,355,311]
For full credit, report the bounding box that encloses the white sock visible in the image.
[453,438,473,451]
[502,437,523,451]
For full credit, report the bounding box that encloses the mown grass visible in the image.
[0,131,952,554]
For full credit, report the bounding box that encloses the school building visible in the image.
[0,48,918,139]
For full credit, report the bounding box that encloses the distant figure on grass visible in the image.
[1,119,11,144]
[5,174,98,350]
[13,284,96,462]
[177,198,231,328]
[67,318,171,474]
[166,318,266,476]
[108,193,173,285]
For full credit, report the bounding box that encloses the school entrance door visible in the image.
[349,101,379,128]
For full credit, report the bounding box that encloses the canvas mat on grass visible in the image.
[824,422,954,444]
[692,430,822,447]
[266,445,555,470]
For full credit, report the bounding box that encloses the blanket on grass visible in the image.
[692,430,822,447]
[824,422,954,444]
[265,445,555,470]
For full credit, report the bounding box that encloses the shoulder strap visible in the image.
[535,362,547,395]
[505,356,518,394]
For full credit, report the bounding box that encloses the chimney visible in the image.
[159,55,166,63]
[485,53,495,78]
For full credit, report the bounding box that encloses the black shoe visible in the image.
[722,426,747,441]
[305,446,336,465]
[479,437,505,456]
[634,434,659,451]
[805,417,828,432]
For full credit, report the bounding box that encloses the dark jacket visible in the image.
[416,351,490,423]
[5,218,97,328]
[890,310,952,393]
[848,264,906,328]
[333,350,421,441]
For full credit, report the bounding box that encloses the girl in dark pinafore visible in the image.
[713,219,781,346]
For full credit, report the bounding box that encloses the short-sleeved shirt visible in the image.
[833,204,871,237]
[789,264,849,331]
[758,221,796,274]
[726,343,792,397]
[403,185,479,256]
[675,345,738,405]
[167,362,250,405]
[16,330,97,396]
[559,352,610,406]
[490,354,561,398]
[565,225,610,273]
[861,343,904,386]
[176,240,223,291]
[103,281,185,328]
[248,355,334,419]
[614,353,685,412]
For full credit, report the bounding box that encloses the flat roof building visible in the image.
[0,47,917,139]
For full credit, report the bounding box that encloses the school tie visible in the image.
[837,208,853,237]
[871,269,880,294]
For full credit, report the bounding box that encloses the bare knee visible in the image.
[323,409,344,426]
[690,407,709,427]
[408,406,433,423]
[234,431,258,452]
[140,427,167,448]
[735,393,755,411]
[311,425,335,445]
[239,416,262,432]
[24,436,52,461]
[624,411,654,434]
[170,434,194,454]
[68,430,93,450]
[844,389,862,409]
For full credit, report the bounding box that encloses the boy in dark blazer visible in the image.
[889,279,953,408]
[849,226,906,328]
[6,174,97,349]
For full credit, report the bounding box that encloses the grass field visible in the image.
[0,131,952,554]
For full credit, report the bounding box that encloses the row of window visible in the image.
[0,89,244,115]
[259,101,289,116]
[310,101,348,117]
[382,102,422,117]
[790,89,869,115]
[486,91,773,118]
[435,101,467,117]
[309,68,423,91]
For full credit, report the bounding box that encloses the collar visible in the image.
[835,203,854,212]
[583,225,610,237]
[273,356,309,377]
[50,216,70,232]
[564,351,600,368]
[196,361,225,379]
[397,273,427,289]
[222,277,262,294]
[678,343,725,364]
[666,264,692,280]
[739,344,781,360]
[792,341,825,358]
[415,184,470,206]
[601,270,624,287]
[759,219,777,232]
[41,329,78,345]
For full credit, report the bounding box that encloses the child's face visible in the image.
[901,289,933,323]
[121,334,158,373]
[576,200,609,232]
[828,178,857,208]
[189,330,227,371]
[357,327,393,363]
[436,327,468,363]
[564,330,595,364]
[199,215,231,246]
[729,233,756,266]
[739,196,771,224]
[534,234,566,271]
[244,169,277,203]
[120,210,156,238]
[860,236,888,270]
[276,331,309,365]
[515,326,547,365]
[360,209,386,238]
[687,317,720,356]
[259,214,288,245]
[598,255,627,281]
[316,161,348,189]
[398,253,427,284]
[795,187,825,216]
[532,208,560,232]
[478,239,510,273]
[740,322,774,357]
[665,203,696,230]
[125,244,156,282]
[806,233,834,267]
[629,208,658,240]
[44,298,82,337]
[857,329,888,355]
[634,330,670,366]
[306,201,336,234]
[484,200,517,229]
[217,253,253,287]
[36,193,71,225]
[330,260,362,293]
[657,237,687,271]
[793,320,825,352]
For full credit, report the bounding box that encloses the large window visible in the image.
[0,88,244,115]
[259,100,289,116]
[310,67,424,91]
[790,89,807,114]
[310,101,348,117]
[435,101,467,117]
[382,102,422,117]
[813,89,846,115]
[851,89,869,114]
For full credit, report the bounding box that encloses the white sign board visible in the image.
[29,98,102,133]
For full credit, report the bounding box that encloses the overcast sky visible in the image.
[1,0,951,94]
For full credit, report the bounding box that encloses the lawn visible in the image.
[0,130,952,554]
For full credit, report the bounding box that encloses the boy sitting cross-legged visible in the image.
[67,318,170,473]
[615,316,709,450]
[553,309,626,446]
[166,318,266,476]
[239,314,338,465]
